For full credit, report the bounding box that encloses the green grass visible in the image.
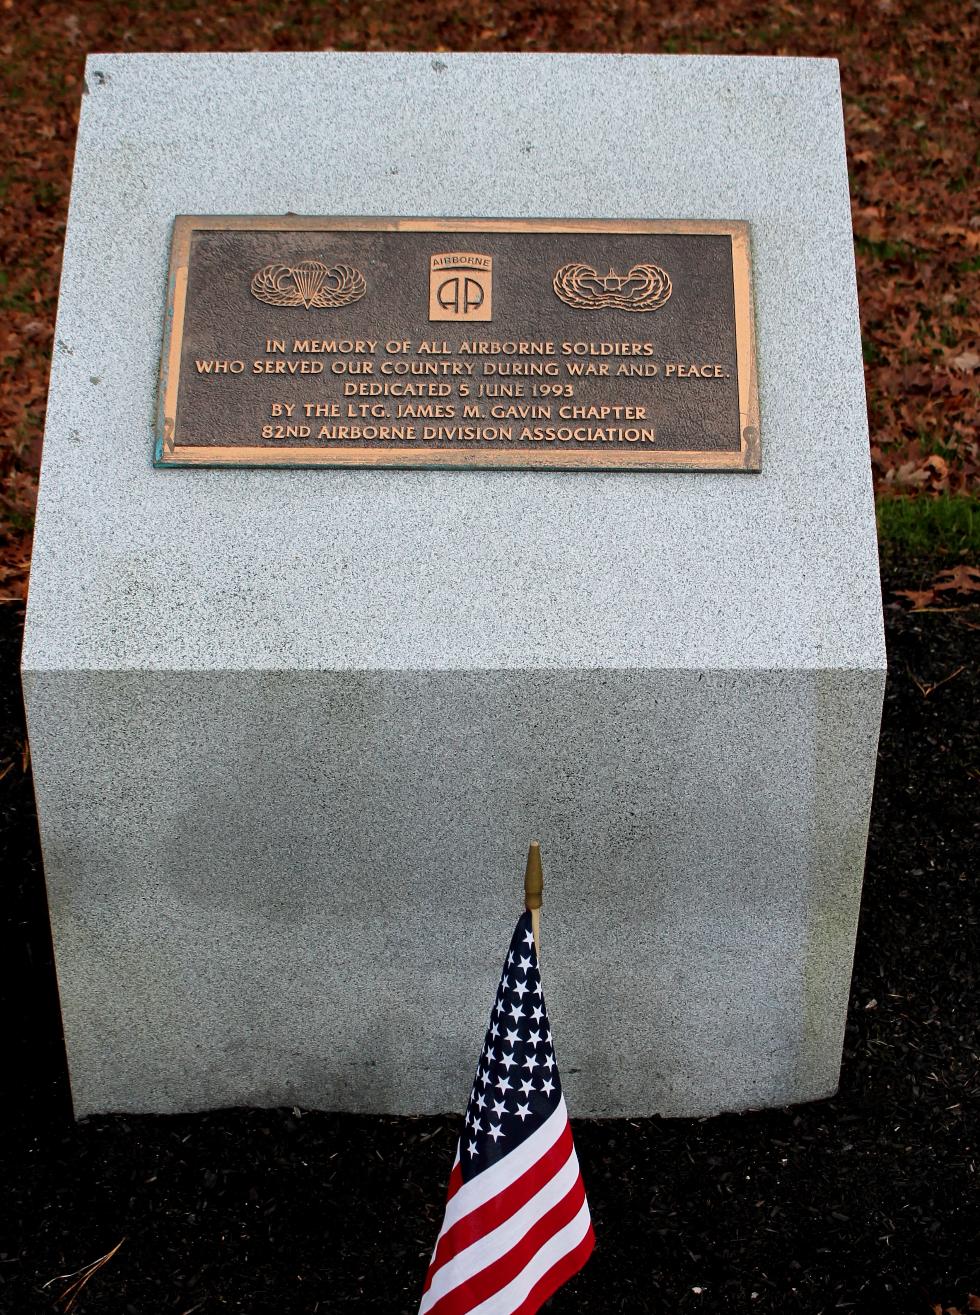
[862,334,884,365]
[0,268,36,314]
[876,494,980,561]
[854,235,926,266]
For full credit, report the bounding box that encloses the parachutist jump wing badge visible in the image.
[250,260,366,309]
[553,261,672,312]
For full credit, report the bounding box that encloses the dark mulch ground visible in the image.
[1,568,977,1315]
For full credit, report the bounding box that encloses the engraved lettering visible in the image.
[195,359,245,374]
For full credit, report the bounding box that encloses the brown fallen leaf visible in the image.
[934,565,980,594]
[950,350,980,372]
[896,588,935,607]
[919,454,952,491]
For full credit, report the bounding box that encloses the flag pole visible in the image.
[523,841,543,960]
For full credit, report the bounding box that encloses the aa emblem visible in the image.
[428,252,493,322]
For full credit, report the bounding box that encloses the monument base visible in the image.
[24,666,881,1118]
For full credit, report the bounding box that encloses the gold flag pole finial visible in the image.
[524,841,543,959]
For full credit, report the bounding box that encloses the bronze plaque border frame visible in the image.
[155,216,760,472]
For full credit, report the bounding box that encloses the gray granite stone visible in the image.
[23,52,885,1117]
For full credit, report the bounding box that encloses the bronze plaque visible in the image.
[156,217,759,471]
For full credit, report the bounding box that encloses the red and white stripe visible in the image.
[419,1097,594,1315]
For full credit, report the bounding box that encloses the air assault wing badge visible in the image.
[553,262,672,312]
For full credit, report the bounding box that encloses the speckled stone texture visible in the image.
[22,52,885,1118]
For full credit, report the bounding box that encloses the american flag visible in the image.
[419,911,594,1315]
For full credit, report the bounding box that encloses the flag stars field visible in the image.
[461,953,559,1160]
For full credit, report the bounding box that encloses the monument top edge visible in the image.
[82,50,842,76]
